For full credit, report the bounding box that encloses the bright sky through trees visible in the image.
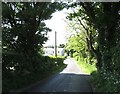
[44,8,69,46]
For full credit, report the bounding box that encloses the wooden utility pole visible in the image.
[55,31,57,57]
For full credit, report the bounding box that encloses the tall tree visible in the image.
[2,2,64,55]
[66,2,120,92]
[2,2,65,74]
[67,2,120,70]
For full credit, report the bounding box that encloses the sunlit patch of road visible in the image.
[60,57,88,75]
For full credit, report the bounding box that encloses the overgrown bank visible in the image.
[74,57,97,75]
[3,52,66,92]
[65,2,120,93]
[74,56,120,93]
[2,2,66,92]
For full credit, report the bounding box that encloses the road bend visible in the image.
[22,58,93,93]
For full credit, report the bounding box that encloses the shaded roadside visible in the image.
[20,58,93,93]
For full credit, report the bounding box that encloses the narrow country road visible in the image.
[23,58,93,93]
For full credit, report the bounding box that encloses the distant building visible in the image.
[44,48,64,56]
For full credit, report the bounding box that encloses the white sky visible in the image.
[44,8,69,46]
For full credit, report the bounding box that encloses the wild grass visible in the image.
[75,58,97,75]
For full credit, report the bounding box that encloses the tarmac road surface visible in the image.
[23,58,93,93]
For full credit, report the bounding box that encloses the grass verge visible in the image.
[74,58,99,92]
[75,58,97,75]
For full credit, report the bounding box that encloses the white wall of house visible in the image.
[44,48,64,56]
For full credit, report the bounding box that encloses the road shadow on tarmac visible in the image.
[20,73,93,93]
[3,74,93,94]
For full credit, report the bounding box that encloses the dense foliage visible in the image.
[2,2,66,92]
[3,55,66,92]
[65,2,120,92]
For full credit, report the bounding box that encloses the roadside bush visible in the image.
[91,41,120,93]
[91,69,120,92]
[2,51,66,92]
[73,52,79,58]
[74,57,97,74]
